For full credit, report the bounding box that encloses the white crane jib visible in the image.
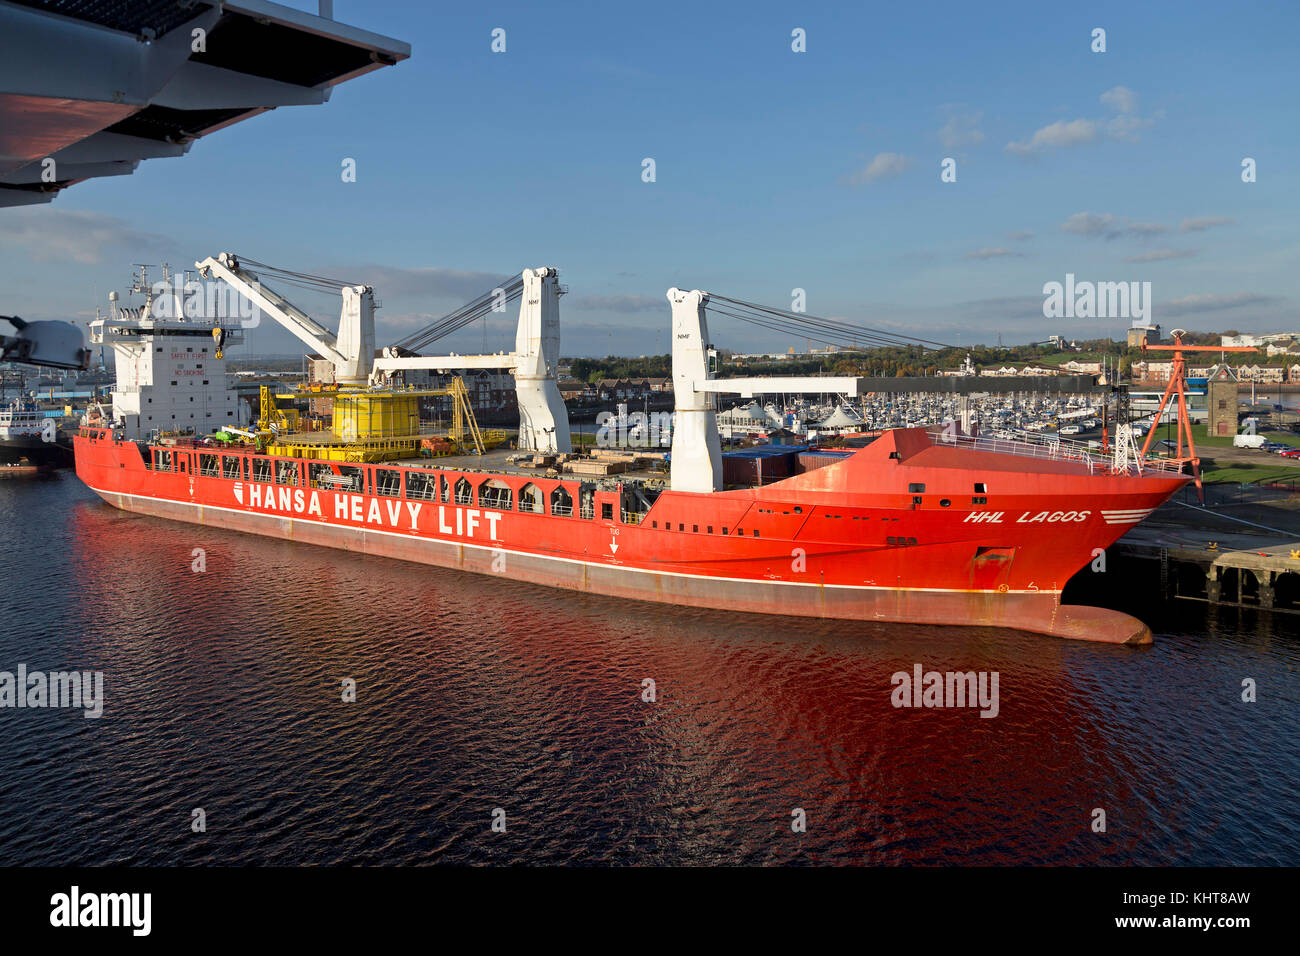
[195,252,376,386]
[667,287,862,493]
[369,267,572,454]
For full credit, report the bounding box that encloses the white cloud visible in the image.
[1061,212,1118,237]
[0,208,173,265]
[342,265,508,300]
[1100,85,1138,114]
[1006,119,1097,155]
[1178,216,1234,233]
[1007,230,1034,241]
[1126,222,1167,237]
[1124,249,1196,263]
[847,152,909,184]
[938,107,985,149]
[1163,291,1274,315]
[964,247,1020,260]
[1106,113,1154,142]
[1061,212,1169,240]
[569,294,661,313]
[1010,88,1156,153]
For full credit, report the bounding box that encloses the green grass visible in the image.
[1200,462,1300,485]
[978,351,1108,370]
[1168,423,1300,450]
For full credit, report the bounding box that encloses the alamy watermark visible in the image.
[50,886,150,936]
[144,273,262,328]
[596,408,672,448]
[890,663,999,718]
[1042,273,1151,322]
[0,665,103,718]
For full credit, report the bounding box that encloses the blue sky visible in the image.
[1,0,1296,357]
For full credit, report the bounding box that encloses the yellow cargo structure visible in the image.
[333,391,420,441]
[260,378,504,463]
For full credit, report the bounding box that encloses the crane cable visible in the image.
[395,275,525,353]
[705,293,954,351]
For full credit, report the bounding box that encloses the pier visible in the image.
[1112,485,1300,612]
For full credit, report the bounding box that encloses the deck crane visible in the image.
[668,288,858,493]
[195,253,376,386]
[666,288,951,493]
[370,267,572,454]
[195,254,571,455]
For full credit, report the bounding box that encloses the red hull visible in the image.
[73,427,1189,644]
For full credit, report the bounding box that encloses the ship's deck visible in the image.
[390,448,670,485]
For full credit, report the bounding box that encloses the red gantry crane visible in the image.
[1140,328,1259,501]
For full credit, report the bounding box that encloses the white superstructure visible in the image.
[89,267,248,439]
[0,395,43,441]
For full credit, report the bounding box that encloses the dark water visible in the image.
[1,474,1296,866]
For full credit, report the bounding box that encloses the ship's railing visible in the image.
[936,430,1185,477]
[620,510,645,525]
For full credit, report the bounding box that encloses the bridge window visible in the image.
[199,454,219,477]
[251,458,273,482]
[602,502,614,521]
[222,456,243,480]
[153,449,173,472]
[454,478,473,505]
[974,482,987,493]
[439,474,450,503]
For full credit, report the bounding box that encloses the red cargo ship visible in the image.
[74,424,1188,644]
[75,264,1190,644]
